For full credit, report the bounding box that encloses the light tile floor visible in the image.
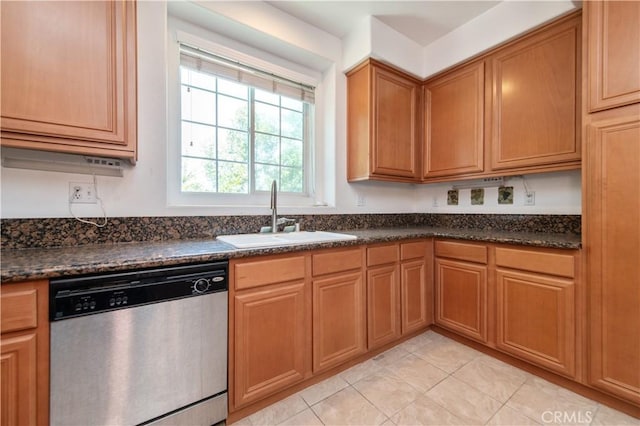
[231,331,639,426]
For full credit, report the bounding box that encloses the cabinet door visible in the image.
[1,333,37,426]
[423,61,485,178]
[0,1,137,161]
[586,1,640,111]
[0,280,48,426]
[435,259,487,343]
[367,265,401,349]
[313,272,366,373]
[490,15,580,171]
[233,282,308,407]
[585,110,640,404]
[401,259,430,334]
[371,66,419,179]
[496,270,575,377]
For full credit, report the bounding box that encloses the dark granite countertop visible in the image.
[0,226,581,283]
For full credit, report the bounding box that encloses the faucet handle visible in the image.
[276,217,296,225]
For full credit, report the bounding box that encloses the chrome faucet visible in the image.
[268,180,296,233]
[270,180,278,233]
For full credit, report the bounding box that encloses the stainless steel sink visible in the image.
[216,231,357,249]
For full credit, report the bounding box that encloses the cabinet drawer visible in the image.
[495,247,575,278]
[401,241,428,260]
[234,255,306,290]
[1,288,38,333]
[435,240,487,264]
[313,248,363,276]
[367,244,399,266]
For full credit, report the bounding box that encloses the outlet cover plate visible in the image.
[69,182,97,204]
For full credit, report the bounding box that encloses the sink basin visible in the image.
[217,231,357,249]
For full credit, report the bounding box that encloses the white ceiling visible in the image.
[265,1,500,47]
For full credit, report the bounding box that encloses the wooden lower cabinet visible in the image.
[400,240,433,334]
[311,247,366,373]
[496,269,575,377]
[435,258,488,343]
[367,264,401,349]
[232,282,309,408]
[435,240,488,343]
[366,244,400,350]
[230,254,310,410]
[0,280,49,426]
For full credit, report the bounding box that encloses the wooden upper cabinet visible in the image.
[586,1,640,112]
[490,13,581,171]
[423,61,485,178]
[347,59,420,182]
[0,1,137,162]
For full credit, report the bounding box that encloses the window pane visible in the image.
[182,158,216,192]
[218,95,248,130]
[255,164,279,191]
[179,59,311,197]
[255,133,279,164]
[182,122,216,158]
[255,102,280,135]
[281,138,302,167]
[255,89,279,106]
[218,78,248,99]
[182,86,216,125]
[218,161,249,193]
[181,67,216,91]
[281,109,303,139]
[281,167,303,192]
[218,128,249,162]
[281,96,303,112]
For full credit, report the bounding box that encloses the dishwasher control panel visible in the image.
[50,261,228,320]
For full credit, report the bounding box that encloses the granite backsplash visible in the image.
[0,214,581,250]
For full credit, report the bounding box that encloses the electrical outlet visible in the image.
[524,191,536,206]
[69,182,97,204]
[356,193,366,207]
[432,196,439,207]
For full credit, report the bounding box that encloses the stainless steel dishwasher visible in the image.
[49,261,228,426]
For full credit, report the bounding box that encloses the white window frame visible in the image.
[167,25,324,208]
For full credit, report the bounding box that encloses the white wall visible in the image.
[0,0,581,219]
